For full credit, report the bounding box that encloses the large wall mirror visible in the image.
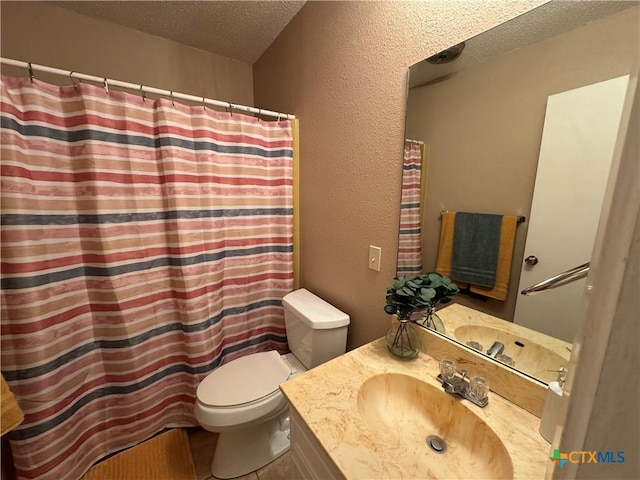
[399,0,639,384]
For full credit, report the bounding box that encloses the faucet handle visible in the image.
[439,359,457,380]
[469,376,490,402]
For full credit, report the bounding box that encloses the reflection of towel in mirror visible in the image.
[1,373,24,435]
[435,212,463,282]
[436,212,517,301]
[452,213,502,288]
[469,215,517,300]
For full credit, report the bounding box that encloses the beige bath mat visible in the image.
[83,428,197,480]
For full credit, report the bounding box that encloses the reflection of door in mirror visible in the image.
[514,76,630,343]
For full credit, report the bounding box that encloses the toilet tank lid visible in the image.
[282,289,350,329]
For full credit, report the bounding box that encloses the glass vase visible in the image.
[410,305,446,335]
[386,319,420,360]
[423,310,446,334]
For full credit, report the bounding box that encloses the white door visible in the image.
[514,75,629,343]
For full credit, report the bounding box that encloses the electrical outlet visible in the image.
[368,245,382,271]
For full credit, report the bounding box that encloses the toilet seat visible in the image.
[197,350,291,408]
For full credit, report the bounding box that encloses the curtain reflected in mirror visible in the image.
[396,140,424,278]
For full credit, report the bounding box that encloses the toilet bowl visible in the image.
[194,289,350,479]
[194,351,304,479]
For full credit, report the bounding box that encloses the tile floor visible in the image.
[187,428,295,480]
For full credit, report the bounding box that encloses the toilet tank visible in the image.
[282,289,350,369]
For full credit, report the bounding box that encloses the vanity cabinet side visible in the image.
[290,408,345,480]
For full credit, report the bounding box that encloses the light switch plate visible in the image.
[368,245,382,271]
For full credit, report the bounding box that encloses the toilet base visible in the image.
[211,410,290,479]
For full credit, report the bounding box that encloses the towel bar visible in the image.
[520,262,590,295]
[439,211,526,224]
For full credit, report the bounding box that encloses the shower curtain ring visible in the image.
[227,102,233,116]
[69,71,79,90]
[28,62,34,82]
[202,97,207,111]
[139,85,146,102]
[103,78,109,95]
[170,90,175,107]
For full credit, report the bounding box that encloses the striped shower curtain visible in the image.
[0,75,293,480]
[396,140,424,278]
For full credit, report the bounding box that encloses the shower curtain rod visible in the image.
[0,57,295,120]
[405,139,424,145]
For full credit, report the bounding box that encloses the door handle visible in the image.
[524,255,539,266]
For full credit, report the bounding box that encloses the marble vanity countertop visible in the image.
[281,339,551,480]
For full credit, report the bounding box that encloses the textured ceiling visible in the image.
[409,0,638,88]
[52,1,306,64]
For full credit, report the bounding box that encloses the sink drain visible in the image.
[426,435,447,454]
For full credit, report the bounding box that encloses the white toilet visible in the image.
[194,288,350,479]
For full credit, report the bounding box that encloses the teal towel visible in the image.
[451,213,503,288]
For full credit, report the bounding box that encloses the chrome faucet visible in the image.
[437,360,489,408]
[486,341,505,358]
[440,369,468,395]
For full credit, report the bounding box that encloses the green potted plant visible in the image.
[383,272,459,359]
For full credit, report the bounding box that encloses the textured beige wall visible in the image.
[0,1,253,105]
[407,6,639,322]
[254,0,546,350]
